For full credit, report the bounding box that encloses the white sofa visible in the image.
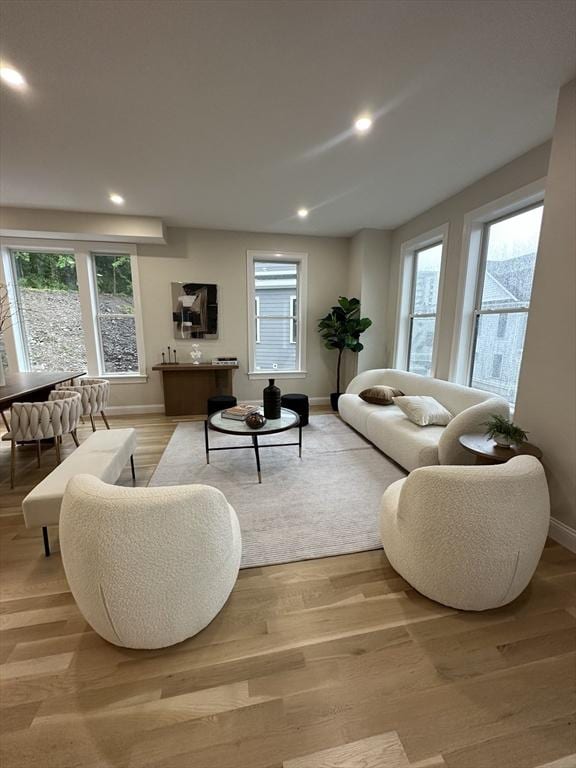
[339,369,509,471]
[380,456,550,610]
[60,475,242,649]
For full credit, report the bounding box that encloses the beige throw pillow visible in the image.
[359,385,404,405]
[393,395,453,426]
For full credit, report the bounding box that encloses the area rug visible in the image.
[149,414,406,568]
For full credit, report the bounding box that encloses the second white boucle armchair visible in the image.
[380,456,550,611]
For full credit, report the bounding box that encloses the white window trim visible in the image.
[246,250,308,379]
[448,178,545,385]
[393,223,449,376]
[0,237,147,380]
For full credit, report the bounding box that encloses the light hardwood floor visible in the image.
[0,413,575,768]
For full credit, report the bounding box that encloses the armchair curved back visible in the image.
[60,475,242,649]
[10,392,81,441]
[388,456,549,609]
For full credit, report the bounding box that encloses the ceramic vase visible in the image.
[263,379,281,419]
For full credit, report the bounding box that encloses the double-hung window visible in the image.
[395,225,447,377]
[247,251,307,377]
[406,242,443,376]
[469,204,543,403]
[2,243,145,378]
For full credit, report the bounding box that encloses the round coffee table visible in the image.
[459,433,543,465]
[205,407,301,483]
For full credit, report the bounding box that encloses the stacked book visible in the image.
[211,357,239,366]
[221,404,259,421]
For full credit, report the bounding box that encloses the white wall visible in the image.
[112,227,350,407]
[386,142,551,378]
[515,80,576,536]
[348,229,393,375]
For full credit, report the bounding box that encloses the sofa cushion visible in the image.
[366,407,444,471]
[359,385,404,405]
[393,395,453,426]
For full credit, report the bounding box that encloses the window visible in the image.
[247,251,307,377]
[407,242,443,376]
[92,253,139,373]
[3,243,145,378]
[10,250,88,372]
[469,204,543,403]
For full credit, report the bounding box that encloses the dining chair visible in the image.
[57,378,111,431]
[3,391,81,488]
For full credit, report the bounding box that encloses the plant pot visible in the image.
[493,434,513,448]
[330,392,341,412]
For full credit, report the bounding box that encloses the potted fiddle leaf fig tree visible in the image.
[318,296,372,411]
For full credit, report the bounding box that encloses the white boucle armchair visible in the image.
[380,456,550,611]
[60,475,242,649]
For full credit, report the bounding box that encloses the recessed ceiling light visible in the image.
[354,115,373,134]
[0,66,26,89]
[297,208,309,219]
[109,193,125,205]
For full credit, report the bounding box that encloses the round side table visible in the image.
[459,433,543,465]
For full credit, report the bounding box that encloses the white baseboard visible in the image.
[549,517,576,553]
[107,397,331,417]
[242,396,330,406]
[107,404,165,415]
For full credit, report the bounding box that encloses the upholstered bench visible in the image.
[22,428,137,556]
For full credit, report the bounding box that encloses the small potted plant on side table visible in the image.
[483,414,528,448]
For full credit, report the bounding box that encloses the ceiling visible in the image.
[1,0,575,237]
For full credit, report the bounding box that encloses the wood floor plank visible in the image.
[282,730,410,768]
[1,412,575,768]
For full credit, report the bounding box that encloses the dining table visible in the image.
[0,370,86,430]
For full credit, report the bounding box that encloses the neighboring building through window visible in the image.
[469,204,543,403]
[247,251,307,376]
[407,242,443,376]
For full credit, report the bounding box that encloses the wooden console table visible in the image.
[152,363,238,416]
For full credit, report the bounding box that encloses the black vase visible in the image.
[263,378,281,419]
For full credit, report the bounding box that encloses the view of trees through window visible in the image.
[11,250,138,373]
[93,253,138,373]
[12,251,88,372]
[470,204,543,403]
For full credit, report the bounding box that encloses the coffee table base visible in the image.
[204,420,302,483]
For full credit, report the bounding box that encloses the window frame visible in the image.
[393,223,448,377]
[466,200,543,401]
[0,238,147,381]
[246,250,308,380]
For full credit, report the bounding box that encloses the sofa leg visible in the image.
[42,526,51,557]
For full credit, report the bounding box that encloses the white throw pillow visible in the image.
[393,395,453,427]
